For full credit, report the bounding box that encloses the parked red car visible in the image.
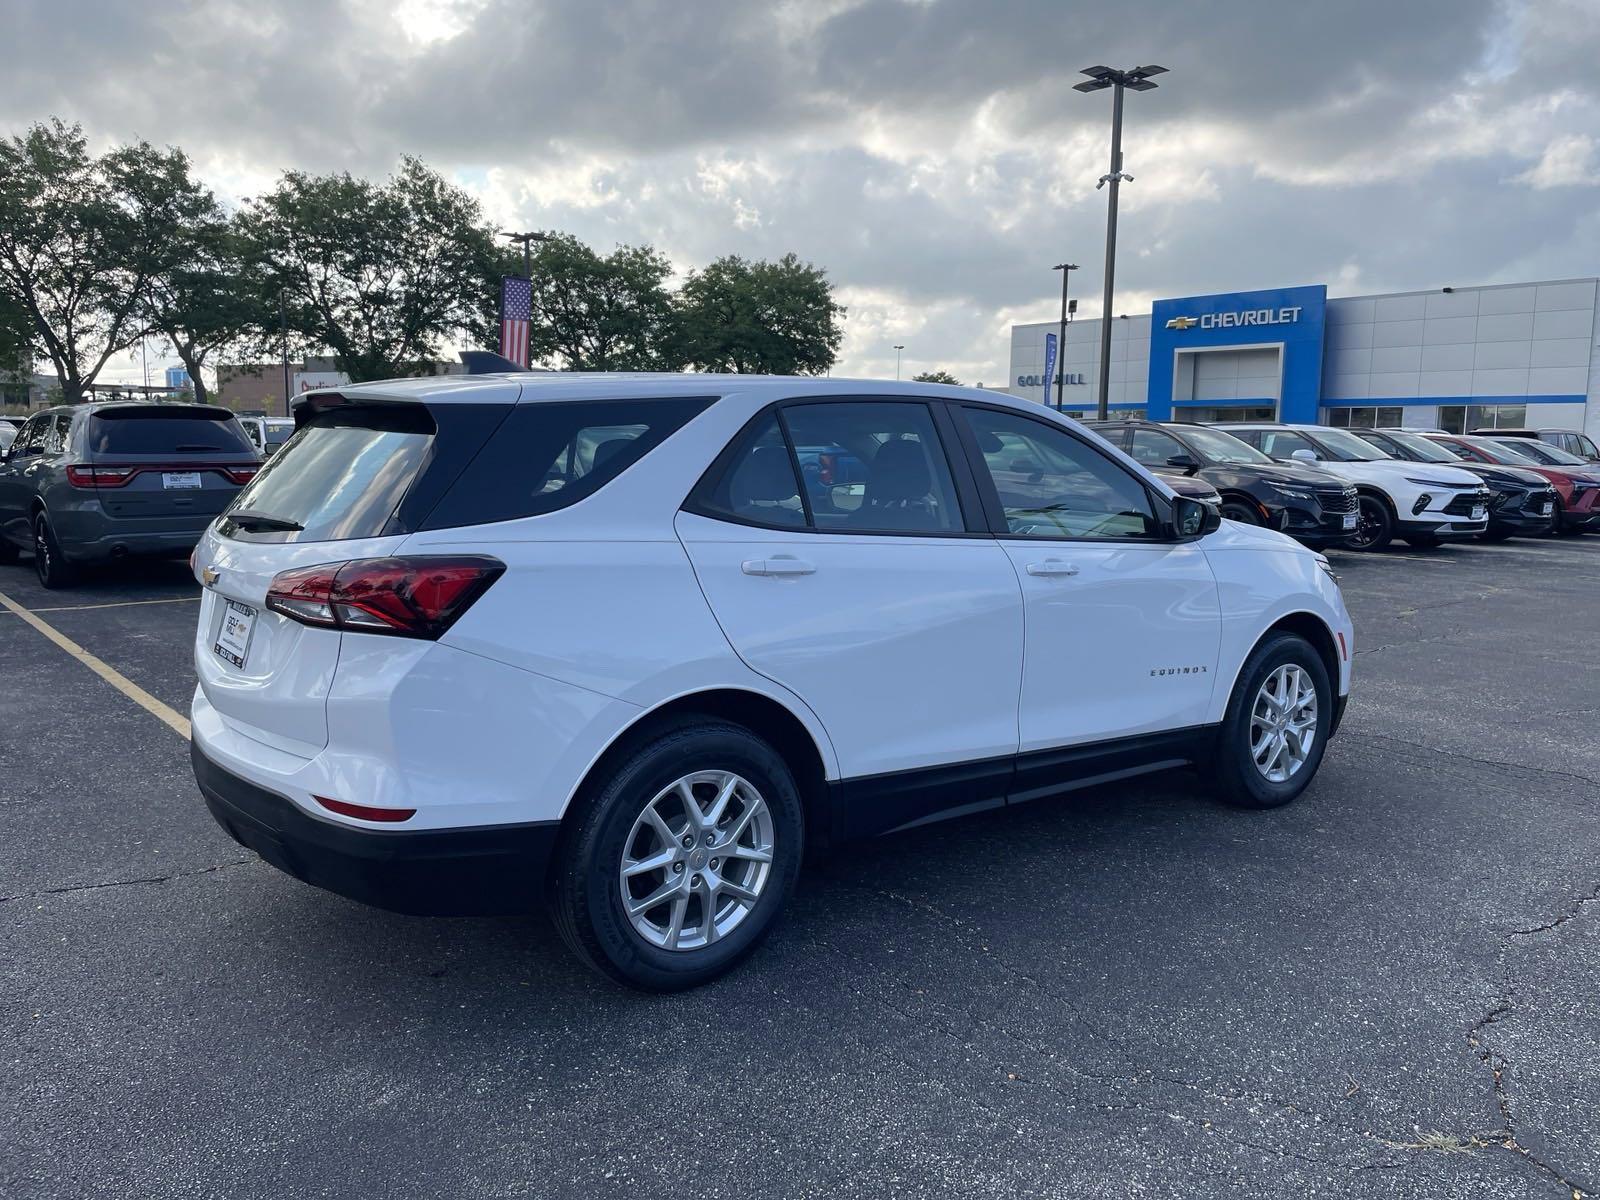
[1423,434,1600,534]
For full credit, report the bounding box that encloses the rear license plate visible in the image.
[213,600,257,668]
[163,472,203,490]
[1471,505,1486,521]
[1342,513,1358,530]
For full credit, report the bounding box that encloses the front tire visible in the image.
[551,720,804,991]
[1348,494,1394,551]
[1220,501,1261,526]
[33,513,76,589]
[1208,632,1333,810]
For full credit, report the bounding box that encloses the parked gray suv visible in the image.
[0,403,261,587]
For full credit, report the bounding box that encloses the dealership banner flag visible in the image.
[500,276,532,368]
[1042,332,1058,404]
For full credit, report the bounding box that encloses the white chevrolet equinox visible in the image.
[190,375,1354,989]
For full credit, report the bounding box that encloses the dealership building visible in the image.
[1008,277,1600,437]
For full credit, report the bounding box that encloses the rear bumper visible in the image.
[192,742,558,916]
[62,527,206,562]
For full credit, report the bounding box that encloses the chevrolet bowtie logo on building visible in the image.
[1166,305,1302,332]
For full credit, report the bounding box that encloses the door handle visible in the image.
[741,557,817,577]
[1025,559,1080,577]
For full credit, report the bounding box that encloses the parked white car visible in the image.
[1216,422,1490,550]
[238,416,296,458]
[189,374,1355,989]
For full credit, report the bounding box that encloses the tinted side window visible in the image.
[17,415,48,454]
[688,411,806,529]
[1128,427,1187,467]
[782,402,962,533]
[1257,431,1317,459]
[961,407,1159,540]
[420,396,714,530]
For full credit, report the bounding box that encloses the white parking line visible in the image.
[0,595,200,616]
[0,587,191,739]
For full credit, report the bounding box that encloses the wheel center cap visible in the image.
[688,848,709,871]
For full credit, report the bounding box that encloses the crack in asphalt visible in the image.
[0,859,252,905]
[1510,883,1600,939]
[1358,732,1600,788]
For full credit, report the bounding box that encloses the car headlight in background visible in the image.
[1269,484,1317,502]
[1405,477,1473,488]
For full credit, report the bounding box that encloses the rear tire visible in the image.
[1348,494,1393,551]
[32,513,76,589]
[550,720,804,991]
[1208,632,1333,810]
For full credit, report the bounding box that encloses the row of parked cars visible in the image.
[1083,418,1600,551]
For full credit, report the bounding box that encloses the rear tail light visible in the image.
[66,465,137,488]
[265,556,505,640]
[65,464,259,487]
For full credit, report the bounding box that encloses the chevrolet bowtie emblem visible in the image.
[1165,316,1199,330]
[202,566,220,587]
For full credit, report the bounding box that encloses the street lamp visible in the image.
[1075,63,1167,421]
[502,230,553,279]
[894,344,905,380]
[1051,263,1079,410]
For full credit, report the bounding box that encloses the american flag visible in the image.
[500,276,532,367]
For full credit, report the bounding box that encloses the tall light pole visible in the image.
[502,230,552,280]
[1075,64,1166,421]
[1052,263,1079,409]
[894,344,905,380]
[278,291,291,417]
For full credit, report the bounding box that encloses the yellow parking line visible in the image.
[0,595,200,615]
[0,587,191,740]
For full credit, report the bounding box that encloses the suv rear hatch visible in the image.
[194,392,514,755]
[82,406,260,528]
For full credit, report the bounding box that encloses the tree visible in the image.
[0,120,151,402]
[673,253,844,375]
[514,235,678,370]
[133,178,269,406]
[0,285,33,374]
[240,157,499,381]
[911,370,962,386]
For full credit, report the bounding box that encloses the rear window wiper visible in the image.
[227,509,304,532]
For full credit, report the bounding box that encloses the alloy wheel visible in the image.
[1349,498,1384,550]
[1249,664,1318,783]
[619,770,775,951]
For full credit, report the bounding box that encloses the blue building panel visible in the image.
[1147,285,1328,422]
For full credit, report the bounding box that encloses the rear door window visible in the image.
[88,408,255,456]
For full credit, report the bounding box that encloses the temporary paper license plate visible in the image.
[1471,505,1487,521]
[1342,513,1358,530]
[163,472,203,490]
[212,600,257,668]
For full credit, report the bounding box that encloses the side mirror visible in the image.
[1171,496,1220,540]
[1166,453,1201,476]
[1291,448,1318,464]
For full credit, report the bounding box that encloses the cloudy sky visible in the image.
[5,0,1599,386]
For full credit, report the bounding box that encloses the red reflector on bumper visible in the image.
[1337,631,1348,660]
[314,795,417,823]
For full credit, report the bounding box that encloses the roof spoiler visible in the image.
[459,350,537,375]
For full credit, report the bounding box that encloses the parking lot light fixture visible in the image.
[1052,263,1079,409]
[894,345,905,380]
[1075,64,1167,420]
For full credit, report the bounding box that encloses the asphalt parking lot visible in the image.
[2,537,1598,1199]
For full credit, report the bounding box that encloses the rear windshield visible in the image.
[263,424,294,446]
[222,407,434,542]
[89,408,255,456]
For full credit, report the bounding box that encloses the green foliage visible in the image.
[911,369,962,386]
[673,253,844,375]
[239,157,499,381]
[0,284,33,374]
[0,120,151,401]
[509,234,678,370]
